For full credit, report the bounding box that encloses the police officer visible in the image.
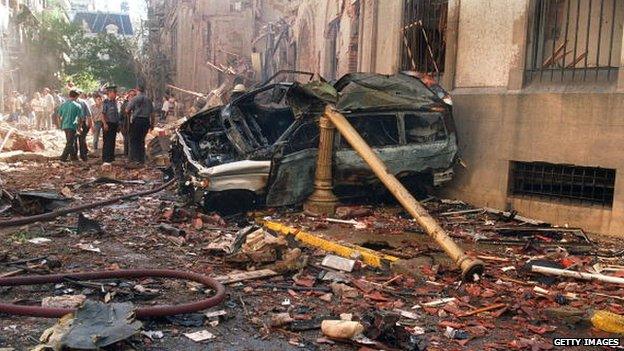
[125,85,154,165]
[101,86,121,165]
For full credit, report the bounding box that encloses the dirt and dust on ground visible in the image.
[0,155,624,350]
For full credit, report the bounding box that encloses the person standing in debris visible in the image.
[160,96,170,122]
[75,92,92,161]
[167,96,178,121]
[86,92,95,111]
[7,91,21,122]
[52,90,64,128]
[101,86,121,165]
[126,85,154,166]
[91,94,104,151]
[18,93,28,121]
[58,90,84,162]
[42,88,56,130]
[120,89,136,157]
[31,92,45,129]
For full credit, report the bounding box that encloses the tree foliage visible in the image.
[66,32,139,89]
[22,6,139,92]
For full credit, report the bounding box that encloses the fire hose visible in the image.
[0,269,226,318]
[0,179,176,228]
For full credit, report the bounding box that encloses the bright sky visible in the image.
[90,0,147,19]
[89,0,147,28]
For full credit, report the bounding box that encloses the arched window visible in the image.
[105,23,119,35]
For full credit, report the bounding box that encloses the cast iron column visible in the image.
[304,112,339,216]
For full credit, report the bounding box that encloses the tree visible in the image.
[20,4,140,93]
[64,32,139,89]
[19,9,80,91]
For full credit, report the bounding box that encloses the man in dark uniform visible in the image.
[126,85,154,165]
[101,86,120,165]
[120,89,136,157]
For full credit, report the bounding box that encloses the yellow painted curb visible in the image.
[261,220,400,268]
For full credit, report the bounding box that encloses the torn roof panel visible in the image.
[334,72,443,112]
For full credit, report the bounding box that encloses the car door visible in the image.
[400,111,455,170]
[334,112,403,185]
[265,120,320,207]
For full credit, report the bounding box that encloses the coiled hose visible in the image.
[0,269,226,318]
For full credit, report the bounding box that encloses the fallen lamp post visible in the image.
[316,105,484,281]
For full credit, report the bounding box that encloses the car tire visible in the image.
[203,190,256,215]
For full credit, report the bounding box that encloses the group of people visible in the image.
[56,85,155,167]
[6,89,64,129]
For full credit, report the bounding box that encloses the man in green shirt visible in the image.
[57,90,84,162]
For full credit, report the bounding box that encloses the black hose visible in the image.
[0,179,175,228]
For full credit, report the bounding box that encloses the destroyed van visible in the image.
[171,72,458,213]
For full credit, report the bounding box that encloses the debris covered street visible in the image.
[2,158,624,350]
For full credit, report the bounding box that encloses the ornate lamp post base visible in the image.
[304,111,338,217]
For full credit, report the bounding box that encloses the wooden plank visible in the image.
[214,269,278,284]
[460,303,507,317]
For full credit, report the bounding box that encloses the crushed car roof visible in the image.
[333,72,442,112]
[195,72,445,117]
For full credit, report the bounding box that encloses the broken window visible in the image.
[404,113,446,144]
[348,0,360,72]
[400,0,448,82]
[341,115,399,148]
[508,161,615,206]
[324,18,340,80]
[204,22,212,61]
[285,122,319,154]
[525,0,623,83]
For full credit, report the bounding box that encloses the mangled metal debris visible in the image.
[35,301,142,351]
[0,190,70,216]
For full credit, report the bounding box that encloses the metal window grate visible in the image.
[524,0,623,83]
[400,0,448,82]
[509,161,616,206]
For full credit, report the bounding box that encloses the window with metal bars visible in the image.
[400,0,448,82]
[524,0,623,83]
[509,161,616,207]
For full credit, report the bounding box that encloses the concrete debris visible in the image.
[444,326,469,340]
[183,330,216,342]
[330,282,359,299]
[320,320,364,339]
[140,330,164,340]
[269,312,294,327]
[321,254,357,272]
[75,242,102,253]
[41,295,86,309]
[27,237,52,244]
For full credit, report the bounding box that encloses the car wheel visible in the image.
[203,190,256,215]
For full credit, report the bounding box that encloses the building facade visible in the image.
[146,0,624,236]
[73,11,134,37]
[290,0,624,236]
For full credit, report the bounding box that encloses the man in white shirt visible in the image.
[42,88,56,130]
[161,96,170,121]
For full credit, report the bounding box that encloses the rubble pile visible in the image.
[0,160,623,350]
[0,123,63,153]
